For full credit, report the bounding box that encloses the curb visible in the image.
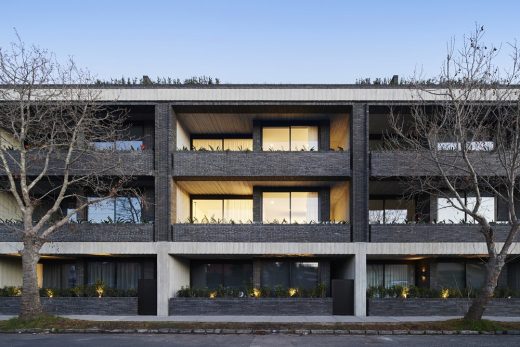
[2,328,520,335]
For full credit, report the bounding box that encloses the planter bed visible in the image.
[169,297,332,315]
[368,298,520,316]
[0,297,138,315]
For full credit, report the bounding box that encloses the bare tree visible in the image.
[386,26,520,320]
[0,36,134,319]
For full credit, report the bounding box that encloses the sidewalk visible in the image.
[2,314,520,323]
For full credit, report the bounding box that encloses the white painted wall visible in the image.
[176,120,190,150]
[174,184,190,223]
[0,257,22,287]
[0,191,22,221]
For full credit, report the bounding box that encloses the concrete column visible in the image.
[339,249,367,316]
[350,104,369,241]
[154,103,173,241]
[156,244,190,316]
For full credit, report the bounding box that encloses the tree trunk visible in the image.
[19,235,43,319]
[464,256,504,321]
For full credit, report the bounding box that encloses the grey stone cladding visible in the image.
[172,151,350,179]
[370,224,517,242]
[0,297,137,315]
[171,224,350,242]
[169,298,332,315]
[0,223,154,242]
[368,298,520,316]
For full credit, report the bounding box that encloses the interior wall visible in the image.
[330,182,350,222]
[173,183,191,223]
[0,258,22,287]
[176,120,190,150]
[0,191,22,221]
[330,114,349,150]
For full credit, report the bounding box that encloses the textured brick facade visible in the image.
[371,151,506,177]
[0,223,154,242]
[370,224,517,243]
[368,298,520,316]
[171,224,350,242]
[173,151,350,179]
[169,298,332,315]
[351,104,369,241]
[0,297,137,315]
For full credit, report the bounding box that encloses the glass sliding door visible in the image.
[290,126,318,151]
[262,191,319,223]
[191,198,253,223]
[262,126,319,151]
[262,127,290,151]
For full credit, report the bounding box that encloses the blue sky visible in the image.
[1,0,519,83]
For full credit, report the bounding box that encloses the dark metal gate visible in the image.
[332,279,354,315]
[138,279,157,315]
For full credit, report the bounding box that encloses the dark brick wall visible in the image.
[172,151,350,179]
[0,150,154,176]
[171,224,350,242]
[371,151,507,177]
[0,223,154,242]
[368,298,520,316]
[169,298,332,315]
[155,103,173,241]
[0,297,137,315]
[351,104,369,241]
[370,224,517,242]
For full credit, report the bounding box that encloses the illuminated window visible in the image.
[262,126,318,151]
[192,138,253,151]
[262,192,319,223]
[191,198,253,223]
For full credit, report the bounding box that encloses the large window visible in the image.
[435,262,486,290]
[191,262,253,289]
[437,196,495,223]
[367,264,415,288]
[369,199,415,224]
[262,192,319,223]
[42,263,78,289]
[191,198,253,223]
[262,126,318,151]
[192,138,253,151]
[260,261,319,290]
[87,197,142,223]
[92,125,145,151]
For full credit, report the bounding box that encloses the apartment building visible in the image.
[0,85,519,316]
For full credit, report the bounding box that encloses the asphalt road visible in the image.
[0,334,520,347]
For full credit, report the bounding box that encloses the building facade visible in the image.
[0,85,519,316]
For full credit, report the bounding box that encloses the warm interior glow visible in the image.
[262,192,319,223]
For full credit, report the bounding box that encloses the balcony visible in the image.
[0,150,154,177]
[171,223,350,242]
[369,224,516,242]
[370,151,504,177]
[0,223,154,242]
[173,151,350,179]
